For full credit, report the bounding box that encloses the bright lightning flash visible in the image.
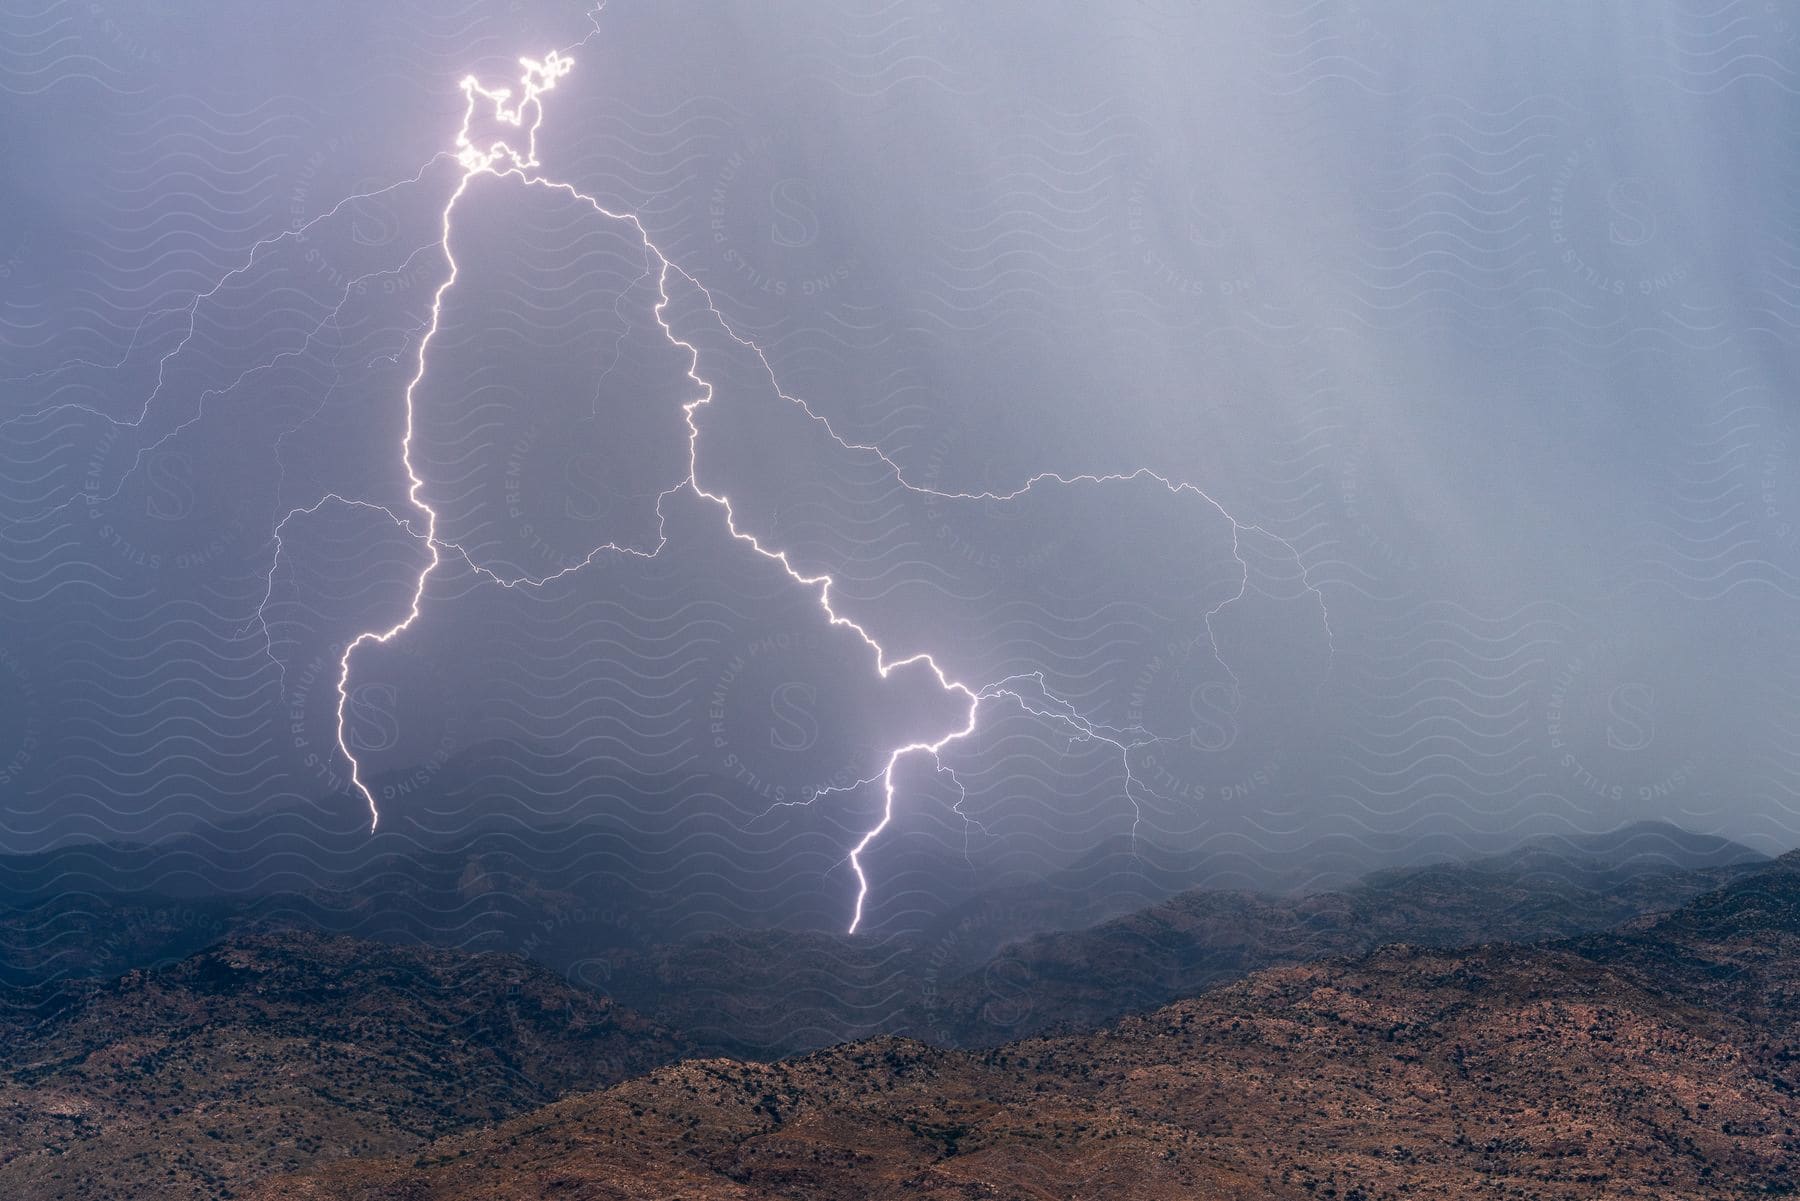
[252,43,1334,934]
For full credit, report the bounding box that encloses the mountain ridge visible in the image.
[251,849,1800,1199]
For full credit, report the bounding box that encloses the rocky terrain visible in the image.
[0,825,1783,1199]
[0,930,687,1201]
[252,850,1800,1199]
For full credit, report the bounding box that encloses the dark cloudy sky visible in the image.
[1,0,1795,931]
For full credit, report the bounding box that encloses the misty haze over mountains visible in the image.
[0,805,1769,1055]
[2,0,1798,915]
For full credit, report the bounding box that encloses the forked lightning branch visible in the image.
[245,41,1333,932]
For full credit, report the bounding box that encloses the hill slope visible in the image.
[0,930,687,1201]
[258,852,1800,1200]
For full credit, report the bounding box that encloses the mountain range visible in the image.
[251,847,1800,1199]
[0,820,1783,1198]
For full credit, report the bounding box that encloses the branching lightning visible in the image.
[71,19,1333,934]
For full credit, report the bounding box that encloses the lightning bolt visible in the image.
[72,16,1333,934]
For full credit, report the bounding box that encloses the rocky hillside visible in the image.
[0,930,687,1201]
[256,852,1800,1199]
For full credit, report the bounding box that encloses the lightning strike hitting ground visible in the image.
[64,16,1333,933]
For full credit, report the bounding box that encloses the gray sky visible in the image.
[0,0,1795,930]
